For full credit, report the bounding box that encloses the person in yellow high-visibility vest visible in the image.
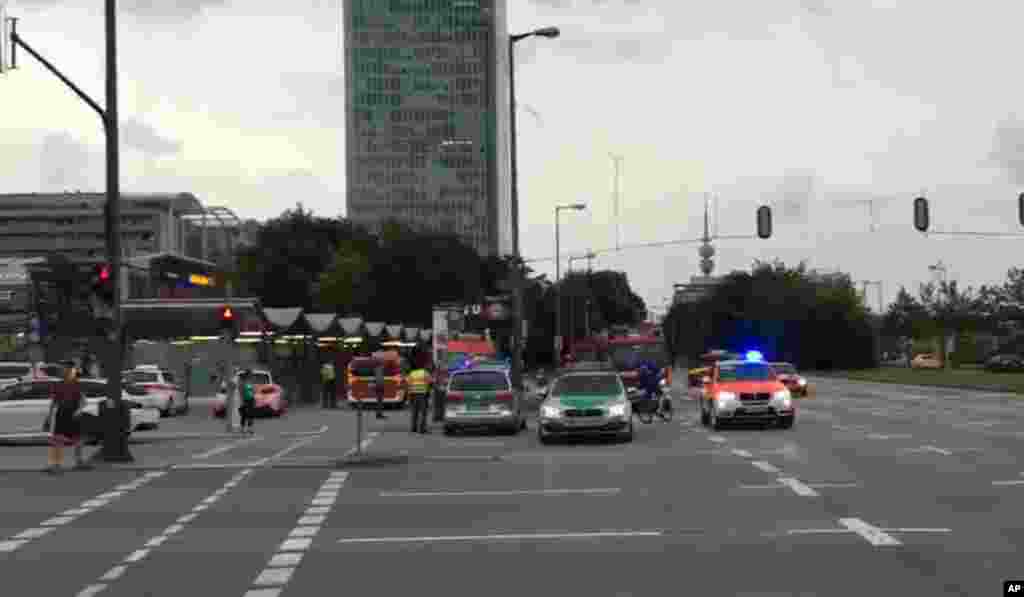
[406,365,433,434]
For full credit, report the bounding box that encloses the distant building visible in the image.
[342,0,512,257]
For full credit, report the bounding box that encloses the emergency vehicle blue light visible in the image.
[745,350,764,362]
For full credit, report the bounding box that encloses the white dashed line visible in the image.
[708,436,727,444]
[867,433,912,440]
[74,469,252,597]
[5,471,165,555]
[343,432,380,457]
[192,436,263,459]
[919,445,952,456]
[255,436,322,467]
[751,461,780,474]
[778,477,820,497]
[243,471,351,597]
[992,480,1024,486]
[839,518,901,546]
[730,449,752,458]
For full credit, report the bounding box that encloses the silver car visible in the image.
[443,368,526,435]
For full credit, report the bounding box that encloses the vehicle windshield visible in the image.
[125,371,159,384]
[450,371,509,391]
[240,372,271,385]
[773,363,797,374]
[718,363,775,382]
[573,347,601,362]
[609,343,668,370]
[552,375,622,396]
[0,365,30,379]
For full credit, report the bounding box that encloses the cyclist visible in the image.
[639,359,670,419]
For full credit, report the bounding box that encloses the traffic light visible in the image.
[913,197,929,232]
[756,205,772,239]
[90,262,115,320]
[219,304,237,338]
[1018,192,1024,227]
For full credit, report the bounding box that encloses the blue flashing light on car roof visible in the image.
[744,350,764,362]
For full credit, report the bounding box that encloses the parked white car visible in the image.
[122,365,188,416]
[0,379,160,440]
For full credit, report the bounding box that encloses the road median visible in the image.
[809,367,1024,395]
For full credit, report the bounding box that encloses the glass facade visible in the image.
[344,0,511,257]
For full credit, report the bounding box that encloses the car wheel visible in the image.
[520,417,527,431]
[620,418,634,443]
[778,416,795,430]
[710,406,724,431]
[700,403,710,426]
[443,425,455,436]
[537,426,550,445]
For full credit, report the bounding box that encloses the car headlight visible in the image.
[773,389,792,408]
[540,405,562,418]
[716,392,737,406]
[659,379,667,387]
[797,378,806,386]
[608,402,629,417]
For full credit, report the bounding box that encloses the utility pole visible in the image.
[7,2,132,461]
[610,153,623,250]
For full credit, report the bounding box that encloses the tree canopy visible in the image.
[663,259,877,370]
[234,207,647,358]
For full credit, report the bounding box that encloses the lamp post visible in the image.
[509,26,558,390]
[554,203,586,359]
[509,26,560,257]
[567,251,596,346]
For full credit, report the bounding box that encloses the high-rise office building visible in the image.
[343,0,511,257]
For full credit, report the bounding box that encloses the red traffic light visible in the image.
[220,306,234,321]
[97,263,111,281]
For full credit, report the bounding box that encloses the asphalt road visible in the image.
[1,378,1022,596]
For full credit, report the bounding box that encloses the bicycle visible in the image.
[632,388,673,424]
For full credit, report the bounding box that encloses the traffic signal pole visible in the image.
[99,0,130,462]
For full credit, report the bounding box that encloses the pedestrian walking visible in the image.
[374,360,387,419]
[238,369,257,434]
[43,366,91,474]
[405,362,432,434]
[320,360,336,409]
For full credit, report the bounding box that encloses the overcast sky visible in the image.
[2,0,1024,315]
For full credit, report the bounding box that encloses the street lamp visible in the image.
[509,26,560,256]
[508,26,559,390]
[554,203,586,358]
[567,251,596,344]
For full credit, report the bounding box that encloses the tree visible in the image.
[317,240,373,315]
[664,259,877,370]
[916,279,986,368]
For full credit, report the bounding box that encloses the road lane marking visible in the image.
[192,436,263,459]
[839,518,901,546]
[243,471,350,597]
[3,470,165,555]
[919,445,953,456]
[867,433,912,440]
[731,449,752,458]
[807,483,861,489]
[992,480,1024,486]
[174,461,265,470]
[256,435,322,467]
[337,531,664,544]
[752,461,780,473]
[74,468,252,597]
[343,432,380,457]
[778,477,820,497]
[708,435,727,443]
[76,584,107,597]
[881,528,951,533]
[379,488,621,498]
